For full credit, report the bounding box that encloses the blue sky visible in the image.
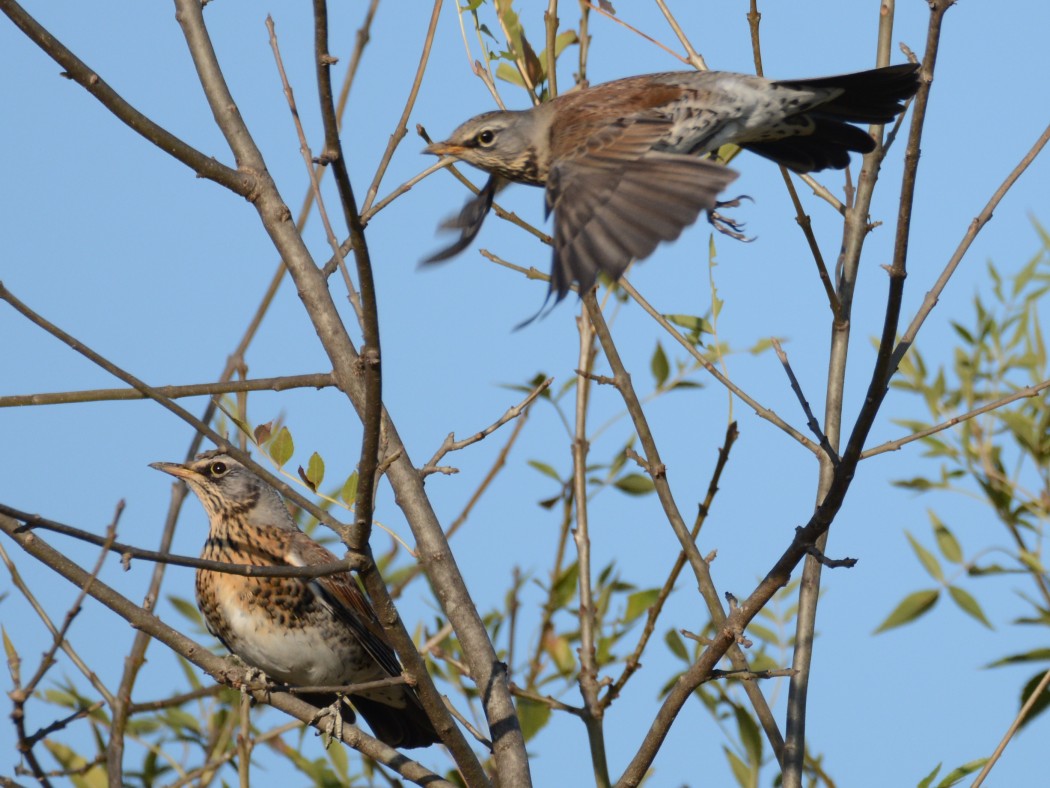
[2,1,1049,785]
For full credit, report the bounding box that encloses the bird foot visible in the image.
[707,195,755,242]
[224,657,270,700]
[311,697,348,748]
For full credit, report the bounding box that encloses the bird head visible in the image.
[150,451,290,528]
[424,108,550,186]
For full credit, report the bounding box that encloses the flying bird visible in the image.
[424,63,920,307]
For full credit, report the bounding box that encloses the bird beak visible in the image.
[423,140,461,157]
[149,461,195,481]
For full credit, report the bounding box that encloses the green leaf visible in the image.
[665,629,689,662]
[916,762,941,788]
[929,512,963,563]
[550,562,579,610]
[874,589,940,633]
[42,740,108,788]
[985,648,1050,668]
[1018,550,1047,574]
[723,745,754,787]
[528,459,562,482]
[733,704,762,765]
[270,426,294,468]
[340,471,359,505]
[1017,671,1050,729]
[650,341,670,388]
[936,758,988,786]
[166,595,204,628]
[624,588,660,624]
[516,697,552,741]
[906,531,943,581]
[305,452,325,490]
[1,626,17,663]
[613,473,655,496]
[545,633,576,674]
[947,585,993,629]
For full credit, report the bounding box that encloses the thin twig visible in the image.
[0,373,335,408]
[604,422,738,707]
[423,377,551,473]
[770,339,838,463]
[1,504,362,579]
[891,120,1050,371]
[654,0,706,70]
[617,277,818,453]
[362,0,442,214]
[972,667,1050,787]
[581,1,688,66]
[571,304,610,788]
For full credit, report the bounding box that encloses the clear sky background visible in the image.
[2,1,1049,786]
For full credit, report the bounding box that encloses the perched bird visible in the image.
[424,63,920,306]
[150,451,440,749]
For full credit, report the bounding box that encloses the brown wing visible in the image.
[287,536,404,679]
[545,118,739,301]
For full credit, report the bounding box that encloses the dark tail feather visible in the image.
[744,63,920,172]
[745,118,876,172]
[776,63,921,124]
[350,694,441,749]
[300,691,440,749]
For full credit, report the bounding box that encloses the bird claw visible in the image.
[311,697,348,748]
[707,195,755,242]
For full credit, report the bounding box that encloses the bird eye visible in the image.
[476,129,496,147]
[209,462,227,476]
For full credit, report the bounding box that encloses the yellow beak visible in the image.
[423,140,463,157]
[149,461,195,481]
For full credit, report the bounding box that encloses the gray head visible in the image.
[424,108,552,186]
[150,450,293,530]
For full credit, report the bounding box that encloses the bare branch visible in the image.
[0,373,335,409]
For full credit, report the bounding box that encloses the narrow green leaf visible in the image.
[550,562,579,610]
[985,648,1050,668]
[874,589,940,633]
[614,473,655,496]
[166,595,204,627]
[906,531,943,581]
[665,629,689,662]
[734,704,762,764]
[270,426,294,468]
[929,512,963,563]
[340,471,359,505]
[1,626,17,663]
[947,585,993,629]
[917,762,941,788]
[624,588,660,623]
[1018,550,1047,574]
[723,745,754,787]
[528,459,562,482]
[936,758,988,786]
[650,341,670,388]
[1017,672,1050,729]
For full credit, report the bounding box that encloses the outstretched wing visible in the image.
[546,121,738,301]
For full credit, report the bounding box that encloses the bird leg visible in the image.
[706,195,754,242]
[309,697,349,748]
